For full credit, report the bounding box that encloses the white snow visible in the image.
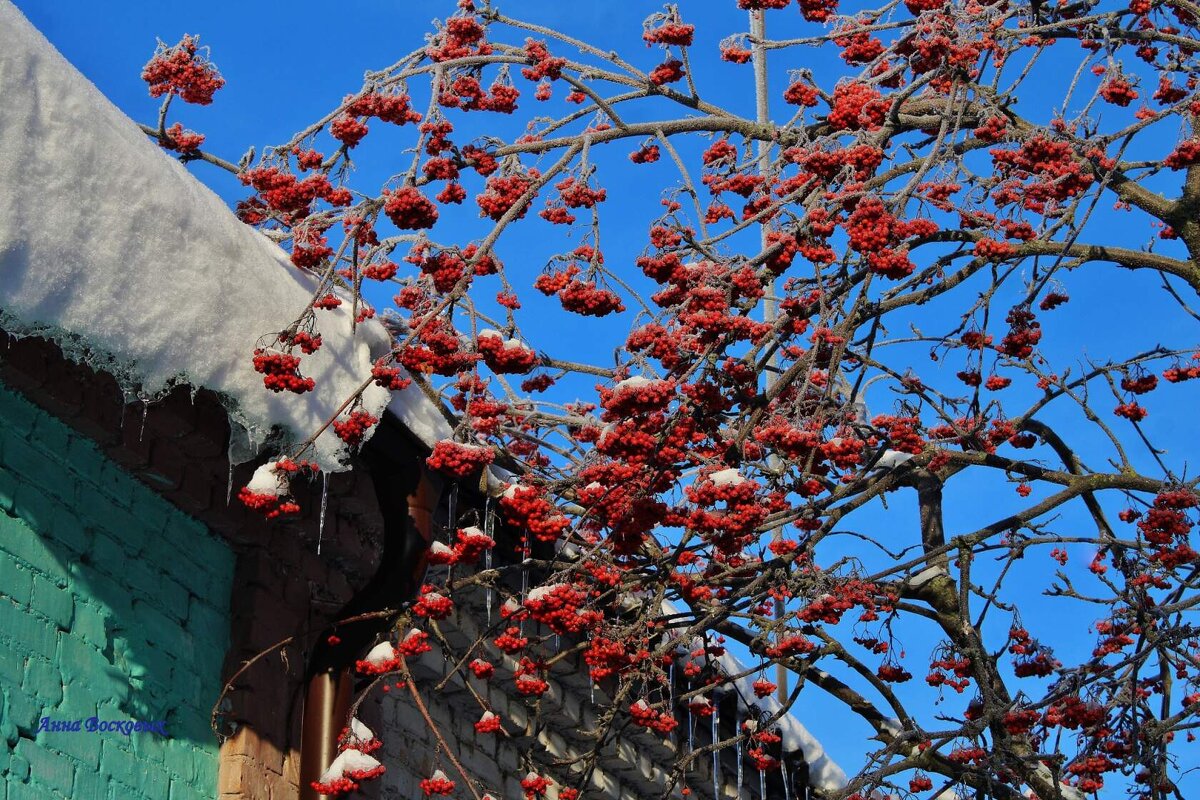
[318,749,382,783]
[478,328,528,350]
[873,449,916,470]
[430,769,451,782]
[246,462,286,497]
[708,467,747,487]
[0,4,444,471]
[349,718,374,742]
[362,641,397,667]
[429,541,455,558]
[614,375,655,392]
[908,565,947,588]
[386,385,454,451]
[525,583,564,603]
[659,600,846,792]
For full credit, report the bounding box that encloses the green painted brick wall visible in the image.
[0,378,234,800]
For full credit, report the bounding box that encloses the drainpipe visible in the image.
[299,453,440,800]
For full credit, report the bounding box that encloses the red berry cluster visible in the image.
[426,14,492,62]
[973,115,1008,141]
[454,526,496,563]
[926,652,973,691]
[438,75,520,113]
[1114,402,1149,422]
[476,170,539,220]
[738,0,792,9]
[522,39,567,81]
[500,485,571,542]
[630,144,661,163]
[798,0,839,20]
[330,115,370,147]
[1099,76,1139,107]
[398,628,432,657]
[474,711,501,734]
[556,278,625,317]
[384,187,439,230]
[877,663,913,682]
[333,410,378,447]
[426,441,495,478]
[237,488,301,520]
[998,307,1042,358]
[476,331,539,374]
[909,774,934,792]
[355,644,401,676]
[630,699,679,734]
[252,349,315,394]
[644,21,695,47]
[765,634,816,658]
[345,91,422,125]
[974,237,1016,260]
[240,167,349,220]
[141,35,225,105]
[523,583,602,635]
[990,136,1094,210]
[419,771,456,796]
[514,658,549,696]
[783,80,819,107]
[158,123,205,155]
[397,316,478,376]
[721,44,754,63]
[1165,138,1200,169]
[494,626,529,654]
[1043,694,1106,730]
[554,176,607,208]
[649,59,686,85]
[834,24,885,66]
[521,772,551,799]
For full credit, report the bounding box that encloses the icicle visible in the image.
[226,461,234,506]
[485,499,494,624]
[736,706,743,797]
[317,471,329,554]
[711,703,720,800]
[782,762,791,800]
[448,484,459,530]
[137,402,148,440]
[519,544,529,637]
[668,662,675,709]
[759,769,767,800]
[688,711,695,755]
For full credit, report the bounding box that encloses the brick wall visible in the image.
[364,583,804,800]
[0,376,235,799]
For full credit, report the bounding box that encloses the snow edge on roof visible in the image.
[0,1,447,470]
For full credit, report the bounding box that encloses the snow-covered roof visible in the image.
[0,2,447,470]
[661,600,846,791]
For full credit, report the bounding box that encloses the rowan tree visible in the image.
[143,1,1200,798]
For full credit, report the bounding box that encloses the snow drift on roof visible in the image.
[0,2,445,469]
[660,600,846,791]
